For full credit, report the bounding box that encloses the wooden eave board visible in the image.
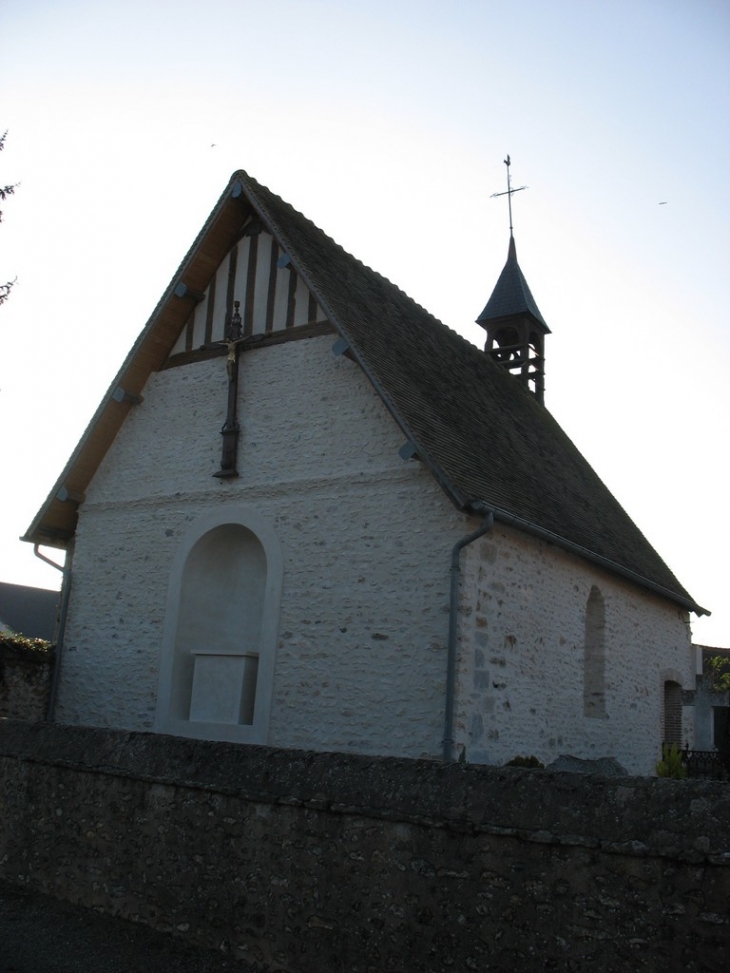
[24,176,251,548]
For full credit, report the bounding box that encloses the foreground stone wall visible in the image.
[1,723,728,973]
[0,644,54,721]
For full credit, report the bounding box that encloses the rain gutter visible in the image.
[489,508,709,617]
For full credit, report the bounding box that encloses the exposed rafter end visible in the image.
[399,441,420,462]
[173,282,205,303]
[56,486,85,505]
[242,220,263,237]
[112,387,144,406]
[331,336,354,360]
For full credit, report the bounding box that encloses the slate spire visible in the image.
[477,237,547,330]
[478,158,550,404]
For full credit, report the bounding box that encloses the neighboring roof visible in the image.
[24,171,706,615]
[476,236,549,331]
[695,644,730,657]
[0,582,59,640]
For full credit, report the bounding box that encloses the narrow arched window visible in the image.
[583,586,606,718]
[663,681,683,745]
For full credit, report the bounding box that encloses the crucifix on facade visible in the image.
[208,300,261,479]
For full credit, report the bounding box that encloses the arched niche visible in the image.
[155,507,283,744]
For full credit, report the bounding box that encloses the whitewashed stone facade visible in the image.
[54,332,693,772]
[57,335,463,758]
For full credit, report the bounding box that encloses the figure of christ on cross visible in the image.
[206,300,262,478]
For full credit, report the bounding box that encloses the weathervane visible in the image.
[490,155,527,238]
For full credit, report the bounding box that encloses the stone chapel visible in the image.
[24,170,706,774]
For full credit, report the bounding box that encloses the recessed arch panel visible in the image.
[155,507,283,743]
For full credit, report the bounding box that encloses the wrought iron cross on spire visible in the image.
[209,300,262,479]
[490,154,528,238]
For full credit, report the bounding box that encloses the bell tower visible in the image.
[477,157,550,404]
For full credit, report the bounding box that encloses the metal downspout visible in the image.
[443,505,494,762]
[33,544,72,721]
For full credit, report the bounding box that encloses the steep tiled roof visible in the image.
[476,236,549,330]
[25,170,704,614]
[238,172,701,613]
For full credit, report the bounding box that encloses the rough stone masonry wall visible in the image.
[1,723,728,973]
[457,526,694,775]
[52,330,698,770]
[57,334,464,758]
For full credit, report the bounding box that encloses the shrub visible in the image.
[656,743,687,779]
[504,755,544,769]
[0,633,54,662]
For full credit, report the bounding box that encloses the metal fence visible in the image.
[660,743,729,780]
[681,748,728,780]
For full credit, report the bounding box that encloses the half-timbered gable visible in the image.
[169,220,330,361]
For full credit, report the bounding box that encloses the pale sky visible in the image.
[1,0,729,645]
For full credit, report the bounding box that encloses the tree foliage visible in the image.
[707,654,730,693]
[1,130,18,306]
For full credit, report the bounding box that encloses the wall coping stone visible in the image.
[1,721,728,865]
